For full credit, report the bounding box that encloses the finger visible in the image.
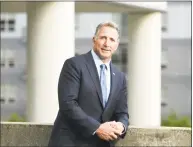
[108,135,114,141]
[103,136,110,141]
[113,128,122,136]
[109,132,118,140]
[100,134,109,141]
[107,136,113,141]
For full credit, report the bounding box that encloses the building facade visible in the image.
[0,2,191,121]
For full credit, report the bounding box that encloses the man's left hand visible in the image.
[109,121,124,134]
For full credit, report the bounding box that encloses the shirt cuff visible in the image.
[120,122,126,134]
[93,130,96,135]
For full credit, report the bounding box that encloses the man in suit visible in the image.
[48,21,129,147]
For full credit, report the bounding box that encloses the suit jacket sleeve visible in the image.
[114,74,129,138]
[58,58,100,137]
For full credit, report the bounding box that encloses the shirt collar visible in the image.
[91,49,111,70]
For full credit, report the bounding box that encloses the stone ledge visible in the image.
[1,122,191,146]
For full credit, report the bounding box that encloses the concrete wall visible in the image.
[1,122,191,146]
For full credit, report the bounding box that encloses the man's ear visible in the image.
[92,37,95,42]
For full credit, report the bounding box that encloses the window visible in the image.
[112,44,128,74]
[0,84,16,104]
[1,20,5,31]
[8,19,15,31]
[1,49,16,68]
[121,47,128,64]
[8,98,15,103]
[1,84,17,104]
[21,27,27,43]
[1,49,6,68]
[1,85,7,104]
[161,12,168,32]
[161,48,168,70]
[161,85,168,107]
[121,13,128,37]
[1,59,6,67]
[0,18,16,32]
[0,97,5,104]
[7,85,16,104]
[161,26,167,32]
[8,58,15,68]
[75,14,80,30]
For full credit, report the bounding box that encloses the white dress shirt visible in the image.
[91,49,111,100]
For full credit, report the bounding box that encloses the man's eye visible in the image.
[110,38,115,42]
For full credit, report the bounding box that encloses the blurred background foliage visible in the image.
[8,110,191,128]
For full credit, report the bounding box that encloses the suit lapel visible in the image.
[104,63,118,110]
[85,51,104,108]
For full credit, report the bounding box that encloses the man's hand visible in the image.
[95,122,122,141]
[109,121,124,134]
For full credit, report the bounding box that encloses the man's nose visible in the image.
[104,39,110,46]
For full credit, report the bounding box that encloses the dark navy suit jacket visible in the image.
[48,51,129,147]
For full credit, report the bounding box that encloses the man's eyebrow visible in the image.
[99,35,114,38]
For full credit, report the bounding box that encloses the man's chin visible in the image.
[100,56,111,62]
[101,53,111,58]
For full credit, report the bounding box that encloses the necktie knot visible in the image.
[100,64,106,70]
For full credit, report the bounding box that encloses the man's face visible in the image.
[93,26,119,62]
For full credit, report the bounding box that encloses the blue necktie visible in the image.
[100,64,107,107]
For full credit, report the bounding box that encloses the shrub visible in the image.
[8,113,26,122]
[161,110,191,127]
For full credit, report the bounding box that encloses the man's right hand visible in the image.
[95,122,122,141]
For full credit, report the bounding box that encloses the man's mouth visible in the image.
[102,48,110,51]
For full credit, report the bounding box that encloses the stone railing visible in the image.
[1,122,191,146]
